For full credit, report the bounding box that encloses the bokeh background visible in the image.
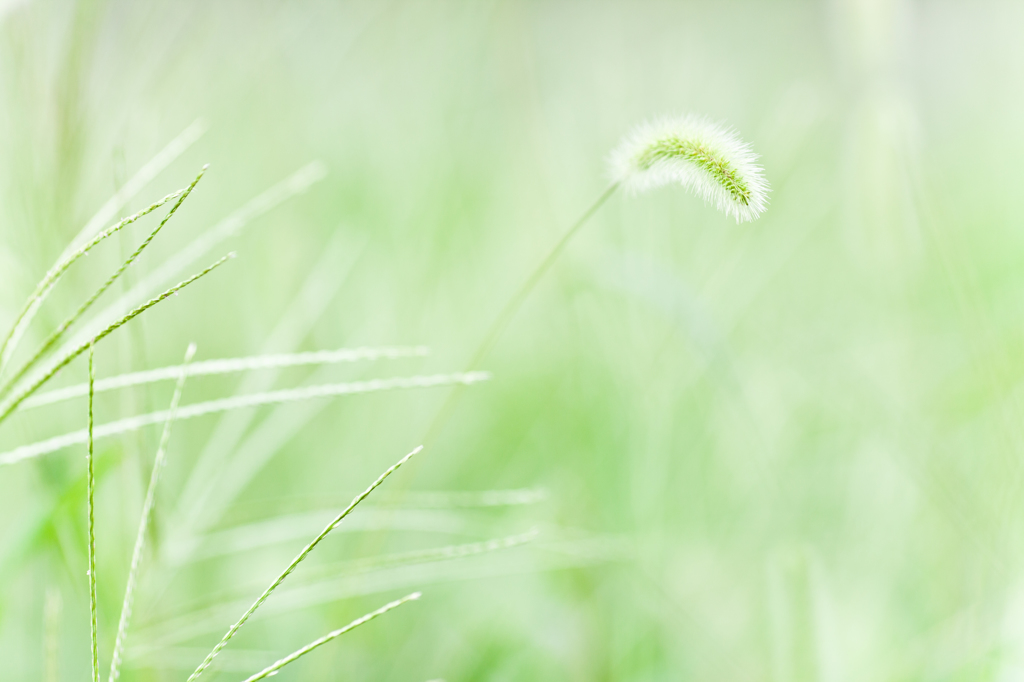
[2,0,1024,680]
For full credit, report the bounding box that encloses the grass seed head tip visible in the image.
[610,114,769,222]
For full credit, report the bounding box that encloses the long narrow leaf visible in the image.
[42,162,327,371]
[239,593,421,682]
[0,372,489,465]
[87,346,99,682]
[107,344,197,682]
[0,167,207,400]
[0,253,233,426]
[1,119,207,373]
[21,346,429,410]
[185,446,422,682]
[0,188,186,374]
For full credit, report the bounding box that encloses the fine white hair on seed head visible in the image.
[609,114,770,223]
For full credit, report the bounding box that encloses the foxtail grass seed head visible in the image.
[610,115,769,222]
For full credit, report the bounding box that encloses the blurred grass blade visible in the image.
[0,188,186,375]
[423,183,618,448]
[178,514,535,566]
[0,167,207,401]
[42,162,328,368]
[0,372,487,465]
[141,530,614,650]
[174,229,366,545]
[20,345,429,411]
[2,119,207,373]
[239,592,421,682]
[87,345,99,682]
[185,446,422,682]
[0,253,233,426]
[107,343,196,682]
[65,119,207,255]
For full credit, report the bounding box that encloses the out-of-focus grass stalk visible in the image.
[31,163,326,379]
[423,183,619,445]
[3,119,206,375]
[0,188,186,375]
[21,346,430,410]
[64,119,207,256]
[0,253,233,425]
[87,345,99,682]
[0,167,207,401]
[107,343,197,682]
[185,446,423,681]
[0,372,487,465]
[238,592,421,682]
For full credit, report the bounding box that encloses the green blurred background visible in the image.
[2,0,1024,679]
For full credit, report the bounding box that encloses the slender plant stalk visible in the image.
[0,188,187,375]
[423,182,619,446]
[0,253,233,425]
[0,167,207,401]
[64,119,207,259]
[238,592,421,682]
[0,373,486,465]
[87,344,100,682]
[107,343,197,682]
[22,345,430,410]
[186,445,423,682]
[0,253,232,423]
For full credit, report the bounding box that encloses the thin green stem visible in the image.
[87,344,100,682]
[0,253,233,426]
[185,445,422,682]
[238,593,421,682]
[108,343,197,682]
[423,182,619,446]
[0,188,187,376]
[0,167,207,401]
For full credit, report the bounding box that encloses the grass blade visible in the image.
[0,372,488,465]
[172,228,365,543]
[107,343,197,682]
[0,253,233,426]
[42,162,327,369]
[238,592,421,682]
[64,119,207,256]
[87,345,100,682]
[20,345,429,410]
[0,188,186,375]
[0,167,207,400]
[2,119,207,373]
[185,446,423,682]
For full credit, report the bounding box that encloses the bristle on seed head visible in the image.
[610,115,769,222]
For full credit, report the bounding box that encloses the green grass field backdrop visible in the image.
[2,1,1024,680]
